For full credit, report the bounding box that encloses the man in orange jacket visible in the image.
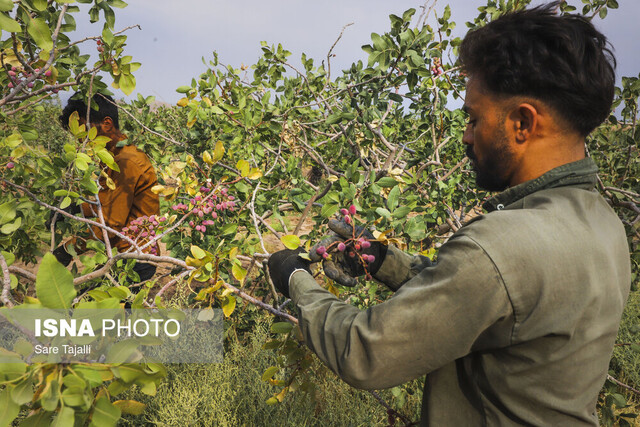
[52,93,159,283]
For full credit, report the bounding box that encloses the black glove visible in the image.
[309,219,387,287]
[46,204,82,230]
[267,248,312,298]
[52,244,73,267]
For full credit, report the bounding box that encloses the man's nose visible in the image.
[462,124,473,145]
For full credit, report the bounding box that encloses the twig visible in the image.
[325,23,354,85]
[100,95,186,147]
[153,269,191,303]
[1,179,142,253]
[368,390,416,426]
[73,252,188,286]
[607,374,640,396]
[294,182,332,236]
[0,4,68,107]
[0,252,15,307]
[219,280,298,324]
[8,266,36,282]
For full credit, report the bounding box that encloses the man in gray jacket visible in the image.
[268,2,631,425]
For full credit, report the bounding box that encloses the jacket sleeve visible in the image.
[289,234,514,390]
[374,245,434,291]
[81,155,139,242]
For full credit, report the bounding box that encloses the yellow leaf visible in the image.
[202,150,214,165]
[327,282,340,297]
[185,256,202,268]
[161,186,176,197]
[113,400,146,416]
[177,97,189,107]
[221,295,236,317]
[106,176,116,190]
[280,235,300,250]
[202,97,212,107]
[211,280,223,292]
[190,245,206,260]
[236,159,250,177]
[68,111,80,135]
[228,247,238,260]
[327,175,339,182]
[275,387,288,402]
[248,168,263,180]
[232,263,247,283]
[212,141,225,162]
[167,161,187,177]
[266,396,278,405]
[187,117,197,128]
[151,185,165,194]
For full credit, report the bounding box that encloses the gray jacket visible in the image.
[290,157,631,426]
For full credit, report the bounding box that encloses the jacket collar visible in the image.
[483,157,599,212]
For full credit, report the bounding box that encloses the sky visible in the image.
[65,0,640,105]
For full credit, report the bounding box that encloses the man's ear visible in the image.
[100,116,114,133]
[511,103,538,143]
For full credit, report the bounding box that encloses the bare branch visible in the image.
[0,252,16,307]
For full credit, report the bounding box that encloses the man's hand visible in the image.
[267,248,312,299]
[46,204,82,230]
[309,219,387,287]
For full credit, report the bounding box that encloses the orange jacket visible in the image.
[80,144,159,253]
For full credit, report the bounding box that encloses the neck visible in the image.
[510,135,585,187]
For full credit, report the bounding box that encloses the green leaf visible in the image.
[271,322,293,334]
[18,410,54,426]
[325,113,342,125]
[261,366,279,382]
[612,393,627,408]
[376,177,398,188]
[0,13,21,33]
[31,0,47,11]
[11,378,33,405]
[375,207,391,219]
[393,206,411,219]
[52,406,75,426]
[0,387,20,425]
[371,32,385,50]
[190,245,206,259]
[60,197,71,210]
[388,93,403,103]
[176,85,191,94]
[27,17,53,51]
[1,217,22,234]
[108,0,128,8]
[0,201,16,225]
[387,185,400,211]
[1,251,15,266]
[321,203,339,218]
[36,253,77,309]
[118,73,136,96]
[89,397,121,427]
[0,0,13,12]
[280,234,300,250]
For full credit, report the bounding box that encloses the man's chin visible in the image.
[475,173,509,192]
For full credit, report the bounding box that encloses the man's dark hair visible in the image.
[59,93,120,130]
[459,1,616,136]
